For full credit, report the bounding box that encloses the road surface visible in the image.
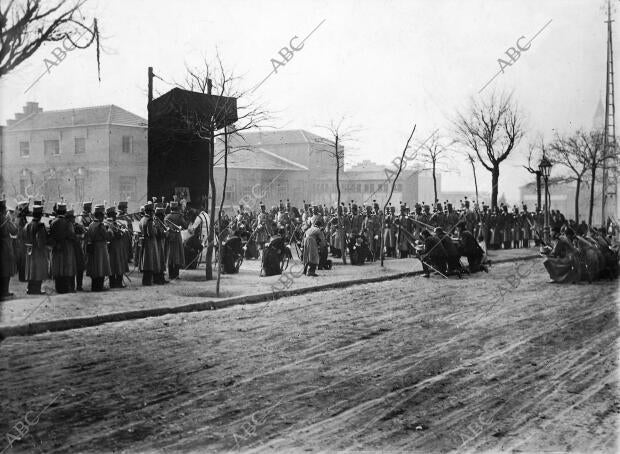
[0,258,617,453]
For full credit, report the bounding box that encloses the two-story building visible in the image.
[1,102,147,212]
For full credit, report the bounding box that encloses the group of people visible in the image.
[1,193,618,299]
[0,196,191,298]
[542,225,618,283]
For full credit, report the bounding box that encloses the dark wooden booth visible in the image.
[147,87,237,207]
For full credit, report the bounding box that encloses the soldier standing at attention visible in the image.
[75,202,93,290]
[15,200,30,282]
[49,202,76,294]
[105,206,128,289]
[86,204,112,292]
[165,202,187,279]
[139,202,159,286]
[154,206,169,284]
[0,199,18,299]
[24,204,49,295]
[66,210,85,291]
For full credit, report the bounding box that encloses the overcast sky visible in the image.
[0,0,611,203]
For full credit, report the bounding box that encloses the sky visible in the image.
[0,0,611,204]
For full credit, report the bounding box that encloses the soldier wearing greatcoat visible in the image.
[139,202,160,286]
[104,206,128,288]
[154,206,169,284]
[49,202,76,293]
[75,202,93,290]
[24,205,49,295]
[165,202,187,279]
[86,204,112,291]
[14,200,30,282]
[0,200,18,299]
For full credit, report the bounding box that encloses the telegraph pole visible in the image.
[602,0,618,227]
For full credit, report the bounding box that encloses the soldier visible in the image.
[104,206,128,288]
[139,202,159,286]
[75,202,93,289]
[435,227,461,276]
[154,205,169,284]
[24,204,49,295]
[14,200,30,282]
[117,201,134,264]
[350,202,363,236]
[86,205,112,291]
[165,201,187,279]
[303,218,326,277]
[419,229,448,278]
[0,200,18,299]
[49,203,76,293]
[66,209,85,291]
[383,204,396,257]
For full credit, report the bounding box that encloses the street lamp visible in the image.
[539,156,552,243]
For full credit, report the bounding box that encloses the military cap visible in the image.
[117,201,128,210]
[66,209,75,219]
[93,204,105,215]
[170,201,179,210]
[32,205,44,217]
[105,206,116,217]
[83,201,92,211]
[0,199,7,212]
[56,202,67,214]
[155,206,165,215]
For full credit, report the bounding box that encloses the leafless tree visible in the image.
[314,118,357,264]
[379,124,417,266]
[0,0,101,79]
[174,54,271,287]
[465,153,479,205]
[417,131,455,205]
[454,91,525,209]
[523,137,547,212]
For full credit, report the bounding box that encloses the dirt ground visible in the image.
[0,258,618,453]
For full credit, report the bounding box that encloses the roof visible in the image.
[214,146,308,171]
[6,105,147,131]
[228,129,333,147]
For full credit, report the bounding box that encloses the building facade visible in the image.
[1,103,147,212]
[214,130,438,212]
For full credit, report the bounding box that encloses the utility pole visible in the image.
[602,0,617,227]
[148,67,153,104]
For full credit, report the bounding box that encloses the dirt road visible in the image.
[0,259,618,453]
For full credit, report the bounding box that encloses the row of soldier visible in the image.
[0,197,190,298]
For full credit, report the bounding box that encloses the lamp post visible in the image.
[539,156,552,243]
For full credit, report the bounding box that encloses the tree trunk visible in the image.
[216,128,228,296]
[205,123,216,280]
[335,136,346,264]
[574,176,581,223]
[432,160,438,204]
[588,166,596,226]
[536,172,542,212]
[470,159,479,204]
[491,167,500,209]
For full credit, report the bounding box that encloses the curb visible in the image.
[0,254,540,339]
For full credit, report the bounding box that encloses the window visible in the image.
[74,137,86,154]
[74,177,85,201]
[369,183,374,192]
[396,183,402,191]
[122,136,133,153]
[225,182,236,202]
[364,183,369,192]
[119,176,137,201]
[44,139,60,155]
[356,184,361,193]
[20,178,28,195]
[19,141,30,157]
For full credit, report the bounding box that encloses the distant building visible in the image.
[1,103,147,212]
[214,131,438,212]
[519,180,602,224]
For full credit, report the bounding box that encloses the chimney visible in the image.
[23,102,40,115]
[14,113,25,121]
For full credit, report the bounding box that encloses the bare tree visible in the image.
[0,0,101,79]
[417,131,455,204]
[523,137,546,212]
[465,153,479,205]
[173,54,270,286]
[379,124,417,266]
[454,91,525,209]
[314,118,357,264]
